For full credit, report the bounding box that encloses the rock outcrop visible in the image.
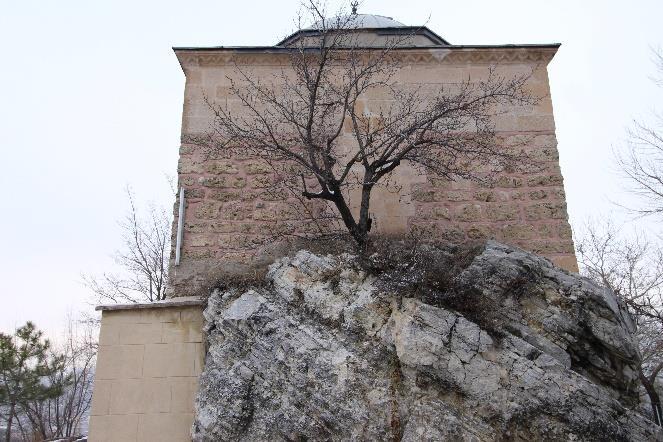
[192,241,662,441]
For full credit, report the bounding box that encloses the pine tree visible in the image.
[0,322,69,442]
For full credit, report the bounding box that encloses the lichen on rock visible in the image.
[192,241,663,441]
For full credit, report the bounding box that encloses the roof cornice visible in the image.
[173,43,560,52]
[174,44,561,71]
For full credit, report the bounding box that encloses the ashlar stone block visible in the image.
[88,415,139,442]
[118,322,163,345]
[170,377,199,413]
[90,379,112,416]
[137,413,195,442]
[143,342,201,377]
[95,344,144,380]
[109,378,172,414]
[162,320,203,343]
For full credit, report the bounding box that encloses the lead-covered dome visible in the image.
[278,12,449,47]
[306,14,406,30]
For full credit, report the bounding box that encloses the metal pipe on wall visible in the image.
[175,187,185,266]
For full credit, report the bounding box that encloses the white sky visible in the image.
[1,0,662,337]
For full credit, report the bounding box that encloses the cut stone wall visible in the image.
[88,298,204,442]
[169,47,578,295]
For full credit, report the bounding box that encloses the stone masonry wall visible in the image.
[88,301,204,442]
[169,47,577,295]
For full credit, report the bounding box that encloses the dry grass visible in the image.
[196,233,517,338]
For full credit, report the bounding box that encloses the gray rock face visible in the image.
[192,241,663,441]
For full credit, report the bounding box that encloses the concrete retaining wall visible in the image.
[88,297,204,442]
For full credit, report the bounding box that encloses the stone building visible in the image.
[88,13,577,441]
[168,13,577,295]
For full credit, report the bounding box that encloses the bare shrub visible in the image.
[577,221,663,425]
[355,233,513,336]
[616,48,663,218]
[83,187,171,304]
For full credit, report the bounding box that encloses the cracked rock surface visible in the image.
[192,241,662,441]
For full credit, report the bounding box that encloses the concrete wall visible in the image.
[88,299,204,442]
[169,46,578,295]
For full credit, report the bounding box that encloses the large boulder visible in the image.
[192,241,662,441]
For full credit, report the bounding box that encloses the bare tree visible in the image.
[577,221,663,425]
[83,187,171,303]
[193,0,538,249]
[617,48,663,217]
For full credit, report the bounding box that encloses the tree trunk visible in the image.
[328,192,363,246]
[328,178,374,252]
[5,401,15,442]
[356,173,374,251]
[641,371,662,426]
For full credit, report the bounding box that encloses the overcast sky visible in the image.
[1,0,662,337]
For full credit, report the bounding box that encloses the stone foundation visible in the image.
[88,297,204,442]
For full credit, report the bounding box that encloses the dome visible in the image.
[306,14,406,30]
[277,12,450,47]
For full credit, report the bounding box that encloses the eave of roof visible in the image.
[173,43,561,52]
